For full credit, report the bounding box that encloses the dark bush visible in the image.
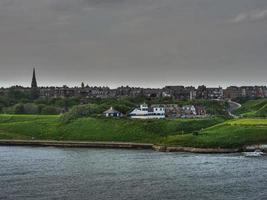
[23,103,39,114]
[14,104,25,114]
[41,106,61,115]
[61,104,108,123]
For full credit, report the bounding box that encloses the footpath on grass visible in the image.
[0,139,250,153]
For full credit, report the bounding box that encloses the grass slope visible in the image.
[58,117,225,143]
[234,99,267,117]
[1,115,267,148]
[163,118,267,148]
[0,115,59,140]
[0,115,224,143]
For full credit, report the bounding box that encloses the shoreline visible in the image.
[0,139,245,153]
[152,145,241,153]
[0,140,153,149]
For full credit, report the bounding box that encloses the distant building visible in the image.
[163,86,193,100]
[206,87,223,99]
[152,104,182,118]
[150,104,207,118]
[240,86,256,98]
[224,86,242,99]
[196,85,223,99]
[263,87,267,97]
[103,107,122,117]
[223,86,267,99]
[182,105,197,117]
[195,105,207,116]
[196,85,208,99]
[129,103,165,119]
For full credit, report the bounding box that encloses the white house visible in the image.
[103,107,122,117]
[130,103,165,119]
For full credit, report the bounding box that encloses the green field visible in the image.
[163,118,267,148]
[234,99,267,117]
[0,114,224,142]
[0,114,267,148]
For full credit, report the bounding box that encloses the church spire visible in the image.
[30,67,39,99]
[31,67,37,88]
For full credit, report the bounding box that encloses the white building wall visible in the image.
[152,107,165,115]
[131,115,165,119]
[130,104,165,119]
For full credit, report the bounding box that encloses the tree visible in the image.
[41,106,60,115]
[23,103,39,114]
[14,104,25,114]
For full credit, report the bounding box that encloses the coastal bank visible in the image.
[0,139,249,153]
[1,115,267,152]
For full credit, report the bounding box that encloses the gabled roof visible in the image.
[103,107,121,114]
[141,102,148,106]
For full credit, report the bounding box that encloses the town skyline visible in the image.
[1,68,266,101]
[1,67,267,89]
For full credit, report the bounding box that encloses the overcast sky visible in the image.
[0,0,267,88]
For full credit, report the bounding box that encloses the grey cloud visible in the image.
[230,9,267,23]
[0,0,267,88]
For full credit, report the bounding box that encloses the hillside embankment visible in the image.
[0,115,267,151]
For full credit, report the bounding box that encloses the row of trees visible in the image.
[3,103,61,115]
[0,87,229,116]
[0,88,80,114]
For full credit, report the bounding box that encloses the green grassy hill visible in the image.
[0,115,224,143]
[163,118,267,148]
[0,115,59,140]
[0,115,267,148]
[234,99,267,117]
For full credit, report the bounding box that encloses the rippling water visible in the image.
[0,146,267,200]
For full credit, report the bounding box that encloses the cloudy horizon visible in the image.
[0,0,267,88]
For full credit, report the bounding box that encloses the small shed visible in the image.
[103,107,122,117]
